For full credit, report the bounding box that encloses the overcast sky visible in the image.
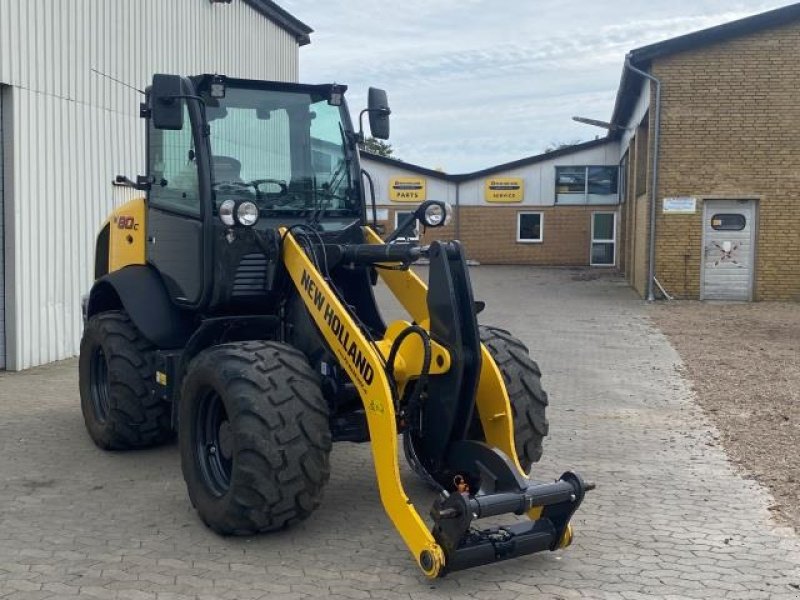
[280,1,792,172]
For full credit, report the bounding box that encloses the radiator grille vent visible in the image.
[232,253,267,296]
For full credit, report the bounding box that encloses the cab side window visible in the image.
[148,106,200,216]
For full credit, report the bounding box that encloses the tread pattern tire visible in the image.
[79,310,173,450]
[179,340,332,535]
[479,325,549,472]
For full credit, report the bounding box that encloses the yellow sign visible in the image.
[484,178,524,203]
[389,177,426,202]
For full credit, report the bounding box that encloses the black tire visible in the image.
[479,325,549,472]
[79,311,173,450]
[179,340,332,535]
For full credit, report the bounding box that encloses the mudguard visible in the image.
[86,265,193,349]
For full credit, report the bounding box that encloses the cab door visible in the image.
[146,104,206,307]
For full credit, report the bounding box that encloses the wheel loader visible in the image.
[80,73,592,577]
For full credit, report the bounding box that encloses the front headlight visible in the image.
[219,199,236,227]
[236,201,259,226]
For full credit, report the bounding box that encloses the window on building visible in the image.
[517,212,543,243]
[555,166,618,205]
[634,115,649,196]
[591,212,616,266]
[394,211,420,241]
[711,214,746,231]
[619,151,629,204]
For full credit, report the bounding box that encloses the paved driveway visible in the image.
[1,267,798,599]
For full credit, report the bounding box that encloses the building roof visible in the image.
[610,3,800,130]
[359,152,453,181]
[452,137,611,181]
[242,0,313,46]
[361,137,614,183]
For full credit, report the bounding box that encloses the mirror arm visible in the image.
[113,174,152,191]
[357,108,369,144]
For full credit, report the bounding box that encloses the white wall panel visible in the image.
[456,142,619,207]
[359,158,455,206]
[0,0,301,369]
[620,78,650,152]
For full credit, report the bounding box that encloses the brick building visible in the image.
[361,138,622,267]
[362,4,800,301]
[613,4,800,301]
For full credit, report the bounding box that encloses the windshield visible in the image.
[206,86,359,220]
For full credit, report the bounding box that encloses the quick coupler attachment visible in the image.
[430,472,593,574]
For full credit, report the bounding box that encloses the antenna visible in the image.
[90,68,145,95]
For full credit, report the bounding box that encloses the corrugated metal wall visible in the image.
[0,87,5,370]
[0,0,301,369]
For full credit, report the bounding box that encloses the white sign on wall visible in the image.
[375,208,389,221]
[663,197,697,214]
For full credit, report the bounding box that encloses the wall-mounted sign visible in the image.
[663,197,697,214]
[485,178,524,203]
[389,177,427,202]
[375,208,389,221]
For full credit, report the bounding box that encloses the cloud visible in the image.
[280,0,792,171]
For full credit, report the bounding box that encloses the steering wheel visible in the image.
[212,181,253,195]
[250,179,288,199]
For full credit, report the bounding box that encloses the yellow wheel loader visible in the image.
[80,74,592,577]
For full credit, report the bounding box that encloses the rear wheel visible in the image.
[179,340,332,535]
[479,325,549,472]
[79,311,173,450]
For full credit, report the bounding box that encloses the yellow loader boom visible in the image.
[282,226,592,577]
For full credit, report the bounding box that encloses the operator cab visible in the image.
[144,74,390,313]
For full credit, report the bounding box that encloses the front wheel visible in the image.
[179,340,332,535]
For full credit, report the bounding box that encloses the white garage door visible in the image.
[0,89,5,369]
[701,199,757,301]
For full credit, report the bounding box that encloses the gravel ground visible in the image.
[649,301,800,531]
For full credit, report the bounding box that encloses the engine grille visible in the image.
[232,253,268,297]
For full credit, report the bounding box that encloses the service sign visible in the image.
[484,178,524,203]
[663,197,697,214]
[389,177,427,202]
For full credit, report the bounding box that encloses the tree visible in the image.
[361,137,397,158]
[543,139,584,153]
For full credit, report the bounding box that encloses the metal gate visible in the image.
[701,199,757,301]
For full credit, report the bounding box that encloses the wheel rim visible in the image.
[89,347,111,423]
[195,389,233,497]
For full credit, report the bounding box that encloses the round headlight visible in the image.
[236,201,259,226]
[219,199,236,227]
[422,202,453,228]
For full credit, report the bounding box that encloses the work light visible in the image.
[236,201,259,226]
[422,202,453,228]
[219,199,236,226]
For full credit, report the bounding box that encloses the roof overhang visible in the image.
[242,0,313,46]
[360,137,617,183]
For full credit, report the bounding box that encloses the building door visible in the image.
[591,212,616,266]
[701,199,757,301]
[0,88,5,369]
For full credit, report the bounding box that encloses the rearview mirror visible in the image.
[368,87,391,140]
[151,74,184,130]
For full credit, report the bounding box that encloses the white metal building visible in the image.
[0,0,311,370]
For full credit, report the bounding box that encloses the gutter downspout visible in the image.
[624,56,661,302]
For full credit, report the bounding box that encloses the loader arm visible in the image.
[282,229,447,577]
[282,227,592,577]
